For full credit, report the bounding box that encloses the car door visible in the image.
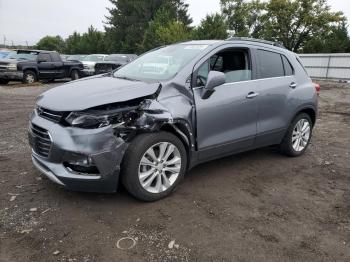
[192,46,259,161]
[253,48,297,147]
[50,53,65,78]
[37,53,55,79]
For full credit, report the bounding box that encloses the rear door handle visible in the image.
[246,92,259,99]
[289,82,297,89]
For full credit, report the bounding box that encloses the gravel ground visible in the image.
[0,80,350,262]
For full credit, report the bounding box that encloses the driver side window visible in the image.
[195,49,251,87]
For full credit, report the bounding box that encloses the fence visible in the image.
[298,53,350,80]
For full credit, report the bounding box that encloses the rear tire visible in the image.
[70,70,79,80]
[0,79,9,85]
[122,132,187,201]
[280,113,313,157]
[23,70,37,84]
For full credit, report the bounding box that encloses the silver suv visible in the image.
[28,38,318,201]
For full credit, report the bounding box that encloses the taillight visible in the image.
[313,83,320,95]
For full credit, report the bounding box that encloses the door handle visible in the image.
[289,82,297,89]
[246,92,259,99]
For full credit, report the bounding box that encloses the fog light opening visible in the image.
[64,156,99,175]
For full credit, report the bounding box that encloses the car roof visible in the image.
[14,49,57,53]
[181,38,290,53]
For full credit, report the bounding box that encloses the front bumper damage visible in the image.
[28,82,195,193]
[28,110,128,193]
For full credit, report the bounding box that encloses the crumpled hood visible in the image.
[37,75,160,111]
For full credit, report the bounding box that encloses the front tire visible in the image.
[122,132,187,201]
[70,70,79,80]
[23,70,37,84]
[280,113,313,157]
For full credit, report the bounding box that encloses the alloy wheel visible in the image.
[138,142,181,194]
[292,119,311,152]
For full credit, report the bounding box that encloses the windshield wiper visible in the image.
[114,75,140,81]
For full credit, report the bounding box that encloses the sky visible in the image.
[0,0,349,46]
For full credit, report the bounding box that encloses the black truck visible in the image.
[0,50,84,85]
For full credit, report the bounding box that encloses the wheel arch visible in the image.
[160,122,194,170]
[293,106,317,126]
[23,67,38,76]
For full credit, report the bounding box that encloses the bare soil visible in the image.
[1,80,350,262]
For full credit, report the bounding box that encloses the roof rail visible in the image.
[226,37,286,49]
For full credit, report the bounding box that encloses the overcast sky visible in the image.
[0,0,349,46]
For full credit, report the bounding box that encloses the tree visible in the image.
[36,36,65,52]
[221,0,265,38]
[261,0,346,52]
[65,32,83,54]
[140,7,192,51]
[105,0,192,53]
[220,0,346,52]
[64,26,106,54]
[302,22,350,53]
[193,13,229,40]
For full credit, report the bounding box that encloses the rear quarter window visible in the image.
[282,55,294,76]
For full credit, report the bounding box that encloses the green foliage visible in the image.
[65,26,106,54]
[193,13,229,40]
[221,0,348,52]
[36,36,65,52]
[140,7,192,52]
[221,0,265,38]
[35,0,350,55]
[302,22,350,53]
[104,0,192,53]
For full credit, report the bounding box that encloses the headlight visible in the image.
[6,63,17,71]
[65,112,111,128]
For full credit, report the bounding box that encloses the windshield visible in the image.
[82,55,106,62]
[114,44,209,81]
[6,51,38,61]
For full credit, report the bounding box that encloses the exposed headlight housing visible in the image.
[65,112,111,128]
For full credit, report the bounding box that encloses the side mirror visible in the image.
[201,71,226,99]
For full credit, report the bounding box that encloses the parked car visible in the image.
[81,54,108,76]
[28,38,318,201]
[66,54,86,62]
[0,49,84,84]
[60,54,69,61]
[94,54,137,75]
[0,50,11,59]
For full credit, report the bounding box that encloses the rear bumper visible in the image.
[0,70,23,80]
[28,110,128,193]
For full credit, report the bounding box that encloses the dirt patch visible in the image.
[1,81,350,261]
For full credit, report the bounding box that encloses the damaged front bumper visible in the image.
[28,111,128,193]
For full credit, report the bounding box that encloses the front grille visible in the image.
[36,107,63,123]
[30,123,52,157]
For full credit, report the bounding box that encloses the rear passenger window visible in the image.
[38,53,51,62]
[282,55,294,76]
[50,53,61,62]
[257,50,284,78]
